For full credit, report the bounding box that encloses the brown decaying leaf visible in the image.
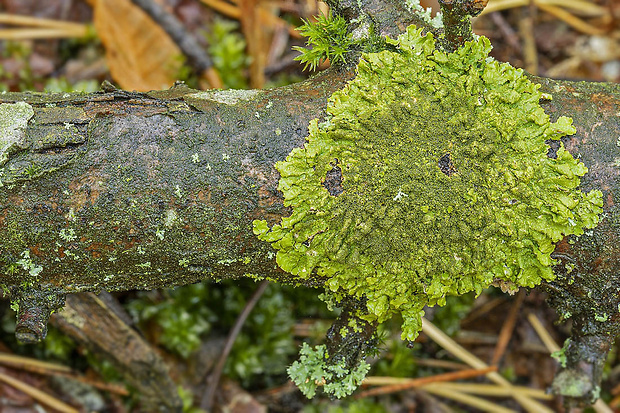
[93,0,183,91]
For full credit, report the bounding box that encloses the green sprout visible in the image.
[24,163,41,178]
[293,13,354,71]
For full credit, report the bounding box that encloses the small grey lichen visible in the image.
[0,101,34,167]
[155,228,165,240]
[187,89,262,105]
[59,228,77,242]
[164,209,178,228]
[16,250,43,278]
[405,0,443,28]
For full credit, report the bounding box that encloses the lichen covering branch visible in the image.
[255,27,603,350]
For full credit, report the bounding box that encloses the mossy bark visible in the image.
[51,292,183,412]
[534,76,620,405]
[0,70,351,295]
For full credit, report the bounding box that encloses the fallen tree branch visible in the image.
[0,0,619,406]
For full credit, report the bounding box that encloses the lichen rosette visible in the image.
[254,27,603,340]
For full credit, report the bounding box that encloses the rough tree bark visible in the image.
[1,0,619,406]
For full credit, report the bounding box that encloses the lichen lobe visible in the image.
[254,27,603,341]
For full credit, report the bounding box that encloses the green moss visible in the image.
[595,312,609,322]
[255,27,603,341]
[552,338,569,368]
[293,12,355,71]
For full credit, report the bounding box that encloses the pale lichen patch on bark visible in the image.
[0,101,34,168]
[185,89,262,105]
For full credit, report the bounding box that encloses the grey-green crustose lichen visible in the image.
[0,101,34,168]
[254,27,603,342]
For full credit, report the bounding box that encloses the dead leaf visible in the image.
[93,0,183,91]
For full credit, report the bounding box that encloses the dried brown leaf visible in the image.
[93,0,183,91]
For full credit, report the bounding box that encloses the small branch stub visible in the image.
[14,287,66,343]
[439,0,488,51]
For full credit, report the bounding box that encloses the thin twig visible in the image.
[491,289,525,366]
[461,296,504,325]
[489,12,522,52]
[355,366,497,398]
[200,280,270,411]
[0,352,128,395]
[129,0,222,88]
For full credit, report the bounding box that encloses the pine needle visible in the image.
[0,371,79,413]
[421,317,555,413]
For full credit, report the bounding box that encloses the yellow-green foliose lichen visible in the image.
[253,27,603,341]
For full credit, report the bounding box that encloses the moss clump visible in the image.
[293,12,355,71]
[254,27,603,341]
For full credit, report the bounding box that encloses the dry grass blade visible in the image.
[0,352,129,396]
[0,371,80,413]
[526,313,614,413]
[356,366,496,398]
[413,358,471,370]
[483,0,608,16]
[536,3,606,35]
[0,352,73,373]
[238,0,265,88]
[539,0,608,15]
[526,313,560,352]
[422,386,517,413]
[201,0,240,18]
[519,6,538,75]
[0,28,87,40]
[421,317,555,413]
[427,382,553,399]
[0,13,88,39]
[484,0,608,35]
[0,13,88,31]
